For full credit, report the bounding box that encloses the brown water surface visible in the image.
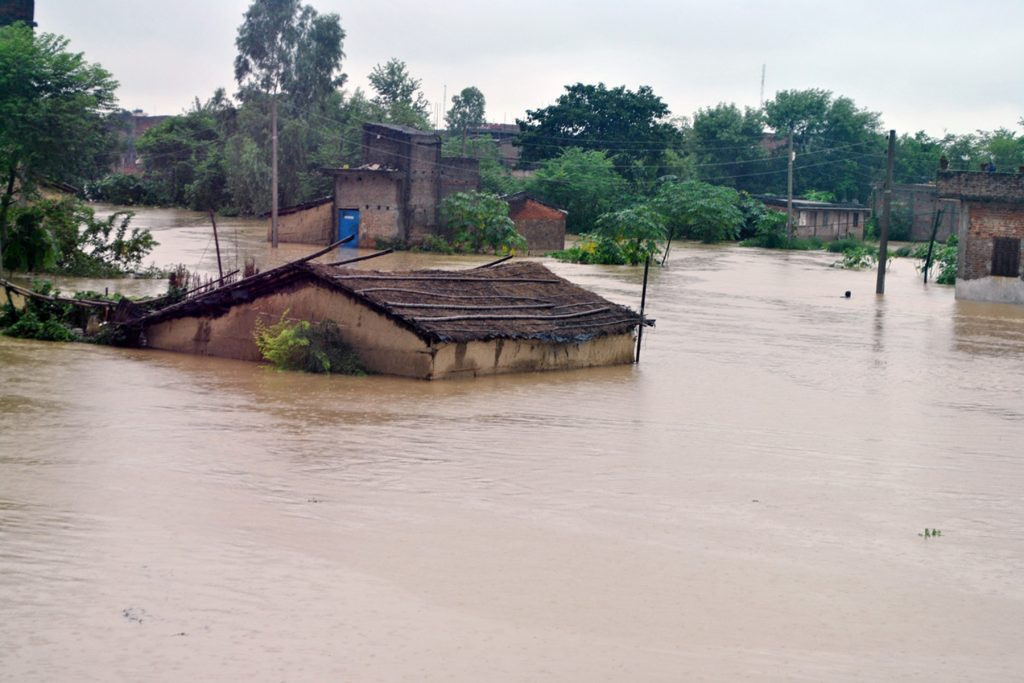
[2,208,1024,680]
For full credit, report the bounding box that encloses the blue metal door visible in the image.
[338,209,360,248]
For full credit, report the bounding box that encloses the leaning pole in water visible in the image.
[635,255,651,363]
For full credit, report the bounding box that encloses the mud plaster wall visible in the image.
[144,283,435,378]
[275,202,333,245]
[429,333,635,380]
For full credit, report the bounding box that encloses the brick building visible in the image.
[503,192,566,254]
[0,0,34,27]
[317,123,480,247]
[116,111,171,175]
[758,195,869,239]
[870,183,960,242]
[937,170,1024,304]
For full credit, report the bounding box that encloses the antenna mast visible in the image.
[759,64,766,107]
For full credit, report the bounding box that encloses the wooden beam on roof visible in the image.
[409,307,609,322]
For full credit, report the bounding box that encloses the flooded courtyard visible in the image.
[2,206,1024,680]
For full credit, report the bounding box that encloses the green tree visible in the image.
[763,89,883,201]
[894,131,945,183]
[439,191,525,254]
[516,83,683,186]
[688,103,769,192]
[445,86,486,136]
[525,148,630,233]
[368,58,431,129]
[651,180,744,244]
[0,23,119,270]
[235,0,345,244]
[593,205,667,265]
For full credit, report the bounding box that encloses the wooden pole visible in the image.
[209,210,224,280]
[635,255,651,364]
[923,207,944,283]
[876,130,895,294]
[786,130,794,241]
[270,96,279,249]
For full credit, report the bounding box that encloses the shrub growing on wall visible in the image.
[253,312,364,374]
[439,191,526,254]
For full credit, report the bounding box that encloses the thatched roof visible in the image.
[142,261,643,344]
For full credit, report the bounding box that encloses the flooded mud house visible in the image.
[937,170,1024,304]
[140,261,645,379]
[759,195,869,239]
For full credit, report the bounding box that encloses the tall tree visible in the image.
[516,83,683,187]
[763,89,883,201]
[0,23,119,273]
[234,0,345,246]
[368,58,431,130]
[688,103,769,192]
[525,148,630,233]
[445,86,486,135]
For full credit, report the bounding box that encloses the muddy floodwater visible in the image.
[2,206,1024,681]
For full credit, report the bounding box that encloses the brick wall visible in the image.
[508,198,566,253]
[335,173,403,245]
[937,171,1024,203]
[872,184,959,241]
[958,202,1024,281]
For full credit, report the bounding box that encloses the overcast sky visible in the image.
[36,0,1024,137]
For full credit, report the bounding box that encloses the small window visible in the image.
[991,237,1021,277]
[853,213,860,227]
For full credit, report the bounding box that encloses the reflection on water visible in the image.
[2,208,1024,680]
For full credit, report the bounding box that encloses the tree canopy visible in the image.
[234,0,346,108]
[445,86,486,134]
[368,58,431,130]
[516,83,683,185]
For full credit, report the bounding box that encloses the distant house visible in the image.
[140,261,645,379]
[758,195,869,239]
[503,192,566,254]
[936,170,1024,304]
[464,123,521,167]
[116,111,171,175]
[279,122,480,247]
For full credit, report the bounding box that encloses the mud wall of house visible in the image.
[430,332,635,380]
[334,174,402,245]
[275,202,333,245]
[144,283,436,377]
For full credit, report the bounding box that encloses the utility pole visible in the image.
[270,96,279,248]
[875,129,896,294]
[786,130,794,240]
[759,63,766,108]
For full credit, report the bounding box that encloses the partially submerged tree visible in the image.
[0,23,119,272]
[439,191,525,254]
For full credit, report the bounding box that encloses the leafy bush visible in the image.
[826,236,863,253]
[439,191,527,254]
[3,197,157,276]
[651,179,744,243]
[88,173,161,206]
[254,312,364,374]
[0,281,77,341]
[834,244,878,269]
[549,233,628,265]
[914,234,958,284]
